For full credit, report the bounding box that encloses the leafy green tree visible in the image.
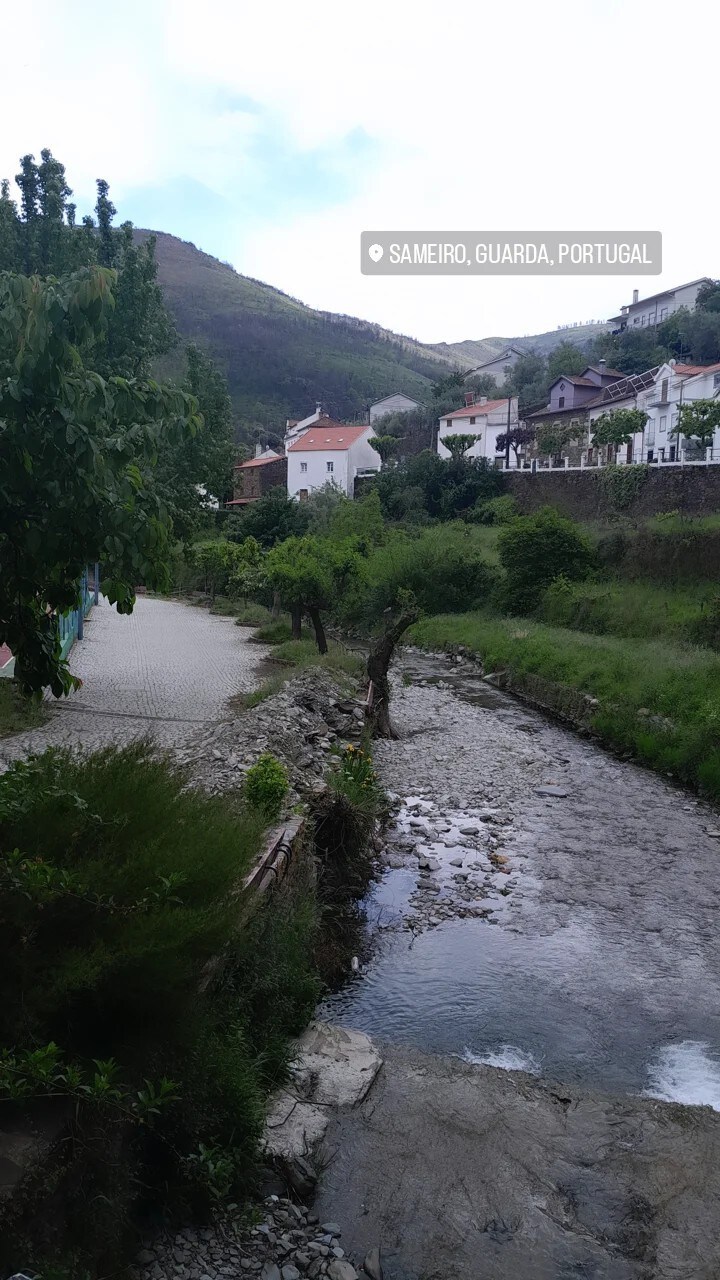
[230,487,311,549]
[0,267,200,695]
[100,225,177,379]
[546,341,587,382]
[502,350,548,412]
[498,507,593,613]
[695,280,720,313]
[536,419,580,457]
[370,434,401,465]
[264,535,361,653]
[674,399,720,450]
[495,425,535,462]
[592,408,647,446]
[154,344,235,540]
[0,180,19,271]
[442,433,478,460]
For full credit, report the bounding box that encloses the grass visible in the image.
[538,577,720,644]
[0,741,322,1273]
[411,611,720,801]
[0,679,48,738]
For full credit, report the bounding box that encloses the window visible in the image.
[661,378,668,402]
[660,307,668,321]
[558,396,565,408]
[714,373,720,389]
[633,317,640,325]
[300,461,308,473]
[326,460,334,473]
[640,315,646,326]
[660,415,667,433]
[469,416,476,424]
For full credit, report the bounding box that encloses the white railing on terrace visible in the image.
[501,447,720,473]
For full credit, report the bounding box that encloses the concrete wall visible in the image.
[505,465,720,520]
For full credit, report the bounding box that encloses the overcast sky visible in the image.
[2,0,716,344]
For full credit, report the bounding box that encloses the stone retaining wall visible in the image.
[505,465,720,520]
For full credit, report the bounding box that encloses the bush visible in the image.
[349,524,498,623]
[244,753,289,819]
[471,494,518,525]
[497,506,593,613]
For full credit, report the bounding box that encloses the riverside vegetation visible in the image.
[186,465,720,804]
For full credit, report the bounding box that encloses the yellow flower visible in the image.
[346,744,354,752]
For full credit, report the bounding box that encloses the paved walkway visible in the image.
[1,596,268,763]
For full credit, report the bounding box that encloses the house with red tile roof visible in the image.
[286,422,381,498]
[437,393,520,465]
[227,448,288,506]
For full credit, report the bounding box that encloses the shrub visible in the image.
[244,753,289,819]
[350,524,497,622]
[597,464,649,512]
[471,494,518,525]
[497,506,593,613]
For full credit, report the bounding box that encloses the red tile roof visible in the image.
[673,361,720,376]
[287,424,369,452]
[234,454,284,469]
[225,497,257,506]
[443,399,510,420]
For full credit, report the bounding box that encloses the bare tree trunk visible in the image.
[308,606,328,655]
[271,591,281,620]
[366,605,419,739]
[291,605,302,640]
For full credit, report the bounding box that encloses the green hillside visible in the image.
[139,231,455,432]
[140,230,610,435]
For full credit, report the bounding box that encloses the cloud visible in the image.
[0,0,717,340]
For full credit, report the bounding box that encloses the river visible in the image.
[322,647,720,1108]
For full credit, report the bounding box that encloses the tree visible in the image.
[230,487,311,549]
[366,594,420,738]
[264,536,361,653]
[592,408,647,446]
[546,341,587,383]
[442,434,478,460]
[495,425,535,462]
[498,507,593,613]
[0,267,200,695]
[154,344,235,540]
[370,434,402,465]
[674,399,720,450]
[536,419,580,457]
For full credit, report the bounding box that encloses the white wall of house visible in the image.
[602,362,720,462]
[287,429,381,498]
[468,349,523,385]
[370,393,420,422]
[437,399,519,464]
[612,279,710,330]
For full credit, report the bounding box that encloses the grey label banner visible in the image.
[361,231,662,276]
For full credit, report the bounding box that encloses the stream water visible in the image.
[322,650,720,1108]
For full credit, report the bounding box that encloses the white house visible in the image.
[633,360,720,462]
[369,392,421,423]
[286,420,382,499]
[608,278,712,333]
[285,403,323,449]
[437,396,519,465]
[465,346,526,386]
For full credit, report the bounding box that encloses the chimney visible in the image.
[598,358,606,373]
[478,396,488,405]
[315,401,322,414]
[464,392,475,407]
[254,442,263,458]
[632,289,639,304]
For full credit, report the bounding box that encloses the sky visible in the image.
[1,0,717,345]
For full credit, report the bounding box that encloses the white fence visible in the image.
[501,448,720,473]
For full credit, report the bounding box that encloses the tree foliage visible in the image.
[674,399,720,448]
[0,267,199,694]
[229,487,311,548]
[498,507,593,612]
[495,425,535,460]
[536,419,581,457]
[592,408,647,446]
[441,433,479,460]
[264,535,361,653]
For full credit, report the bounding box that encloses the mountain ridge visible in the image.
[139,230,609,429]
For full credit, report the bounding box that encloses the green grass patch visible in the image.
[411,611,720,801]
[0,680,48,738]
[539,577,720,645]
